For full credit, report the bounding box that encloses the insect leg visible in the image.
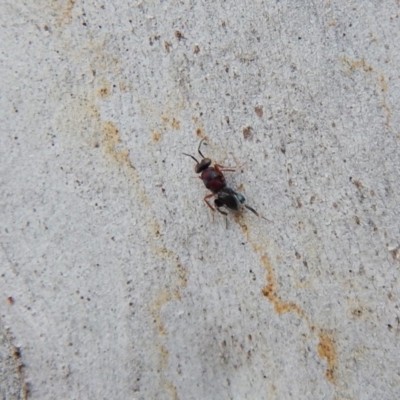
[204,193,216,211]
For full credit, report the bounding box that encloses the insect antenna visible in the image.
[197,138,207,158]
[244,204,259,216]
[183,153,199,163]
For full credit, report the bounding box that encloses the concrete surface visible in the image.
[1,1,400,399]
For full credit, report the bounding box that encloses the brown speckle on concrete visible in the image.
[164,41,172,52]
[352,179,363,190]
[254,105,263,117]
[243,126,253,140]
[390,247,400,260]
[175,30,185,40]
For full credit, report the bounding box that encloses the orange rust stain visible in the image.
[342,56,373,73]
[171,118,180,130]
[159,345,179,399]
[261,255,303,316]
[342,56,392,125]
[118,81,132,92]
[51,0,76,25]
[160,345,169,368]
[237,221,304,318]
[161,115,180,131]
[295,280,311,289]
[227,175,341,386]
[99,120,152,207]
[3,329,29,399]
[65,0,75,16]
[151,291,173,335]
[167,382,179,400]
[153,131,162,142]
[96,79,112,99]
[87,104,101,120]
[98,85,110,99]
[192,117,206,139]
[236,218,248,234]
[101,121,130,166]
[152,291,181,398]
[318,333,337,383]
[382,100,392,125]
[151,219,162,237]
[153,246,188,288]
[379,73,388,92]
[62,0,75,23]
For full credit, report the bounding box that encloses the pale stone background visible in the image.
[1,1,400,399]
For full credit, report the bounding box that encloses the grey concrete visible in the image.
[1,1,400,399]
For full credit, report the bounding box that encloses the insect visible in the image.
[183,139,259,216]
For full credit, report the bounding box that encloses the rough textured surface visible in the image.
[1,1,400,399]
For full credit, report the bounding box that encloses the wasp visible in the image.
[183,139,259,216]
